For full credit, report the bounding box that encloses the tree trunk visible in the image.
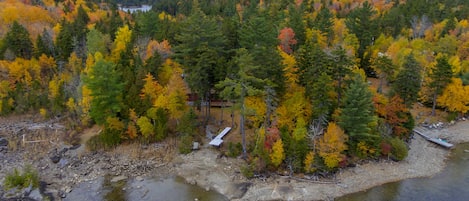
[220,100,224,125]
[431,92,437,116]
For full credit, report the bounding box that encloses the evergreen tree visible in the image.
[312,7,334,44]
[338,74,378,152]
[238,10,285,94]
[296,39,331,100]
[345,1,378,74]
[1,21,33,60]
[173,1,226,115]
[392,54,422,107]
[84,59,124,125]
[287,5,306,49]
[216,48,266,159]
[330,47,353,105]
[56,20,74,62]
[429,56,453,116]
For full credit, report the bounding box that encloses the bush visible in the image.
[227,142,242,157]
[178,134,193,154]
[86,128,121,151]
[4,165,39,190]
[447,112,458,122]
[240,164,254,179]
[390,138,408,161]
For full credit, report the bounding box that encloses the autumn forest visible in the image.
[1,0,469,175]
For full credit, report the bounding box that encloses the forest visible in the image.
[1,0,469,176]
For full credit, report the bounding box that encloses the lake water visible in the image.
[65,175,228,201]
[119,5,152,13]
[337,143,469,201]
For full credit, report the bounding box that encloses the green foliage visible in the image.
[241,164,255,179]
[86,28,111,55]
[345,1,378,71]
[1,21,33,60]
[86,128,122,151]
[339,74,380,153]
[4,165,39,190]
[227,142,243,158]
[392,54,422,107]
[389,138,408,161]
[84,59,124,125]
[178,134,193,154]
[147,107,169,141]
[429,56,453,115]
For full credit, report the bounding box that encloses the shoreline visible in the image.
[177,120,469,200]
[1,116,468,200]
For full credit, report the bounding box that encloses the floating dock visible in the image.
[413,128,454,149]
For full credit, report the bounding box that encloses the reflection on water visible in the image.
[337,143,469,201]
[125,176,228,201]
[66,175,227,201]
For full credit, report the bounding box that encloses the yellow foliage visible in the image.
[276,87,311,132]
[66,98,76,112]
[279,47,298,87]
[80,85,92,121]
[449,55,461,75]
[158,59,178,86]
[357,141,376,158]
[437,78,469,114]
[39,108,47,118]
[317,122,348,169]
[48,77,61,100]
[269,139,285,167]
[0,1,54,38]
[304,151,316,173]
[164,68,189,120]
[106,116,125,131]
[140,73,163,102]
[305,29,327,48]
[158,12,175,22]
[137,116,154,138]
[0,80,10,99]
[246,96,267,128]
[111,25,132,62]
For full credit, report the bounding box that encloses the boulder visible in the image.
[0,137,8,147]
[110,175,128,183]
[50,155,61,164]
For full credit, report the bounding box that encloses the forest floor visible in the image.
[0,109,468,200]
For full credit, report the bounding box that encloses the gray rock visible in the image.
[50,155,61,163]
[0,137,8,147]
[135,176,144,181]
[228,182,251,199]
[59,158,69,168]
[28,189,43,201]
[111,175,128,183]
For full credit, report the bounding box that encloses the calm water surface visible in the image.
[337,143,469,201]
[66,175,227,201]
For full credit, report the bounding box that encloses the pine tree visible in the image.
[392,54,422,107]
[1,21,33,60]
[429,56,453,116]
[339,74,379,152]
[216,48,265,159]
[173,1,226,117]
[345,1,378,73]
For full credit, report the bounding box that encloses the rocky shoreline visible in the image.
[1,115,468,200]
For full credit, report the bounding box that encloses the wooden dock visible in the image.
[413,128,454,149]
[209,127,232,146]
